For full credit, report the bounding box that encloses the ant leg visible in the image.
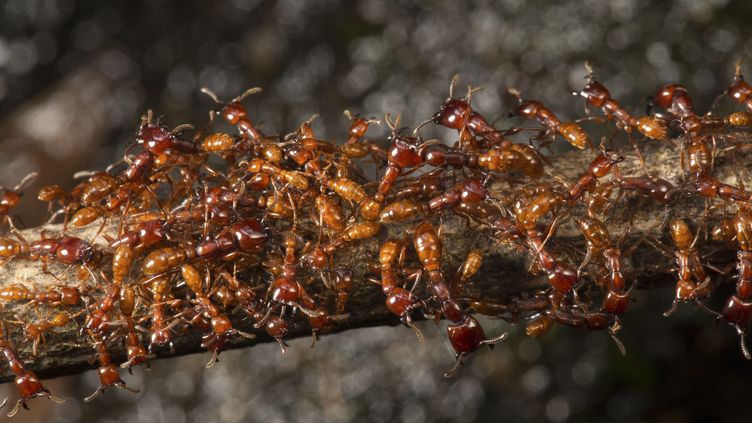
[608,321,627,356]
[83,386,106,402]
[310,330,319,349]
[205,350,219,368]
[577,247,593,278]
[275,337,288,355]
[253,308,272,328]
[443,352,466,378]
[297,305,323,318]
[401,311,424,343]
[735,325,752,360]
[6,399,25,418]
[480,331,509,348]
[663,299,679,317]
[694,299,720,318]
[407,322,424,343]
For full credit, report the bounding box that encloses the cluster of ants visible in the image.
[0,60,750,416]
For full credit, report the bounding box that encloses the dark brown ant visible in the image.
[693,174,750,202]
[567,149,624,202]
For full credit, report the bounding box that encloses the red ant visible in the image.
[721,203,752,359]
[0,319,65,416]
[0,172,38,232]
[418,74,514,149]
[508,88,590,149]
[181,264,255,367]
[727,60,752,113]
[371,239,424,341]
[201,87,264,141]
[413,222,508,377]
[373,113,423,203]
[83,331,140,402]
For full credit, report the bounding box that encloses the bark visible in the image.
[0,138,745,383]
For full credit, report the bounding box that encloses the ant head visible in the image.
[201,87,261,124]
[431,99,470,130]
[653,84,681,110]
[579,79,609,107]
[728,63,752,102]
[460,178,488,203]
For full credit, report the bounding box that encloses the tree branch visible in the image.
[0,139,744,384]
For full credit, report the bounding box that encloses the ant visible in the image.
[373,113,425,203]
[0,318,65,416]
[418,74,514,149]
[412,222,508,377]
[575,216,632,316]
[201,87,264,142]
[83,331,140,402]
[508,88,590,149]
[371,239,424,341]
[662,219,717,317]
[0,172,38,232]
[721,203,752,359]
[726,60,752,113]
[181,264,255,367]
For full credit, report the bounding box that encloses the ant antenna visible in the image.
[13,172,39,192]
[200,87,221,104]
[384,113,402,132]
[480,331,509,347]
[584,61,594,80]
[464,84,483,104]
[507,87,523,104]
[413,117,433,136]
[735,325,751,360]
[172,123,195,136]
[237,87,263,102]
[443,353,465,378]
[448,74,461,100]
[735,59,744,80]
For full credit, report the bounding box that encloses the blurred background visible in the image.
[0,0,751,421]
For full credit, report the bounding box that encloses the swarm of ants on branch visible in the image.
[0,59,751,416]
